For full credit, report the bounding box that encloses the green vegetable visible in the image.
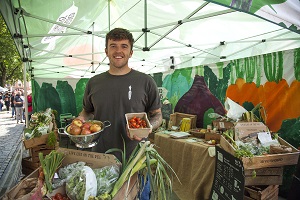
[66,170,87,200]
[46,131,57,147]
[39,150,65,193]
[93,165,120,196]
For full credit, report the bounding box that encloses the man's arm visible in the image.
[148,108,162,131]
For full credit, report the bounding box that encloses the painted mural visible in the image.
[32,48,300,136]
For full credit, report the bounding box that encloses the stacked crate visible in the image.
[22,131,58,176]
[22,114,59,176]
[220,135,300,199]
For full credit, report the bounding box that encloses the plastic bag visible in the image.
[66,166,97,200]
[52,161,86,189]
[224,97,247,121]
[93,165,120,196]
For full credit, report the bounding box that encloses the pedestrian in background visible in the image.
[14,91,24,124]
[4,92,10,113]
[27,92,33,121]
[10,92,16,119]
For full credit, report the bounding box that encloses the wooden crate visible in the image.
[220,135,300,169]
[244,185,279,200]
[29,143,58,163]
[244,167,283,186]
[23,129,58,149]
[21,157,41,176]
[205,132,221,142]
[168,112,197,130]
[189,128,205,138]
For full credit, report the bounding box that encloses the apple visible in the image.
[81,128,92,135]
[66,125,72,133]
[82,122,92,130]
[72,119,83,127]
[69,125,81,135]
[90,123,101,133]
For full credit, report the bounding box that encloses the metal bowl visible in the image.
[61,120,111,148]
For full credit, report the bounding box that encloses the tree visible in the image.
[0,14,23,87]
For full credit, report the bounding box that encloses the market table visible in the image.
[154,132,216,200]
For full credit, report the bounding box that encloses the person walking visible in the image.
[77,28,162,200]
[4,92,10,113]
[14,92,24,124]
[27,92,33,121]
[10,92,16,119]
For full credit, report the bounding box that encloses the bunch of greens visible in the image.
[89,141,180,200]
[26,108,54,139]
[39,150,65,194]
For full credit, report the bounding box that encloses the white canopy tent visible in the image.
[0,0,299,80]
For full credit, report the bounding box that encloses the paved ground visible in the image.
[0,110,25,197]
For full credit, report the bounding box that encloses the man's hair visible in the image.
[105,28,134,50]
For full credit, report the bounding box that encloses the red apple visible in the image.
[90,123,101,133]
[69,125,81,135]
[82,122,92,130]
[72,119,83,127]
[81,128,92,135]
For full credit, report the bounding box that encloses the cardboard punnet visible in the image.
[212,119,234,131]
[220,135,300,169]
[234,122,268,141]
[3,148,139,200]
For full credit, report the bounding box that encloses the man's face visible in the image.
[105,39,133,69]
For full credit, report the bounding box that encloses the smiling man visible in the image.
[78,28,162,199]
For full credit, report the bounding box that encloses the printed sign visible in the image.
[210,146,245,200]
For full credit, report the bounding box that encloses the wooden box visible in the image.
[220,135,300,169]
[244,167,283,186]
[244,185,279,200]
[21,157,41,176]
[205,132,221,142]
[3,148,139,200]
[29,142,58,163]
[189,128,205,138]
[23,129,58,149]
[212,119,235,131]
[234,122,268,141]
[168,112,197,130]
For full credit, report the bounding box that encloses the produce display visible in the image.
[24,108,56,140]
[222,129,292,159]
[66,119,102,135]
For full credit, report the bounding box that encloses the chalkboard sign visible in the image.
[161,104,172,120]
[209,146,245,200]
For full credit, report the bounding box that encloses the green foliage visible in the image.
[0,14,24,86]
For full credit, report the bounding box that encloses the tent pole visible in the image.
[108,0,111,31]
[144,0,148,48]
[92,22,95,72]
[22,61,29,128]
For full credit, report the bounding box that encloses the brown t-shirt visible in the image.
[83,69,161,161]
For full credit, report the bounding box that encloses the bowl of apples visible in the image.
[63,119,111,148]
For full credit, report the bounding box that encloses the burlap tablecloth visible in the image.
[154,132,215,200]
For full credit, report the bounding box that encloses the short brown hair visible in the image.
[105,28,134,50]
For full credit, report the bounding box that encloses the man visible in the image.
[78,28,162,199]
[14,91,24,124]
[78,27,162,198]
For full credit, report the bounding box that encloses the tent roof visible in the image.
[1,0,300,79]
